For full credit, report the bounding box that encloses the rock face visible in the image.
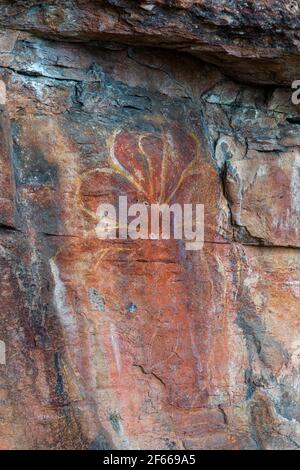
[0,1,299,450]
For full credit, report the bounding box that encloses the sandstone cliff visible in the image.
[0,0,299,450]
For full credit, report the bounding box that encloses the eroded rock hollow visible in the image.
[0,1,299,450]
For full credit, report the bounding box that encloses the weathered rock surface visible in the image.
[1,0,300,84]
[0,1,299,450]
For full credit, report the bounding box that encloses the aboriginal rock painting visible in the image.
[77,123,201,222]
[50,121,233,446]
